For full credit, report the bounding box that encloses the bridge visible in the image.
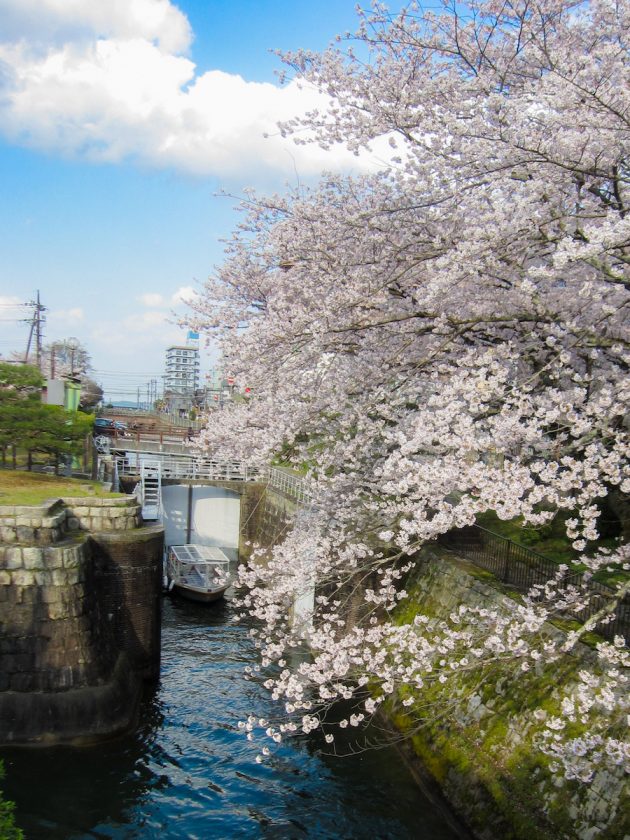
[95,431,310,504]
[94,429,194,458]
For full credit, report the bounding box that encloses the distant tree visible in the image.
[0,363,44,463]
[20,405,93,472]
[44,338,91,378]
[10,337,103,414]
[79,377,103,412]
[0,362,44,395]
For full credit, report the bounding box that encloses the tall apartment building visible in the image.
[164,334,200,414]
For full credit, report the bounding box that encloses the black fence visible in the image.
[438,525,629,646]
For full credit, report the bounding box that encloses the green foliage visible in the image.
[0,362,93,467]
[0,761,22,840]
[0,362,46,452]
[476,507,626,587]
[0,361,44,393]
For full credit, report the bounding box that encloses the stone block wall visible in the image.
[0,496,140,545]
[0,496,163,745]
[0,540,107,695]
[0,502,67,545]
[388,546,629,840]
[65,496,141,533]
[244,485,299,554]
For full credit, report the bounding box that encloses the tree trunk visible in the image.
[607,488,630,543]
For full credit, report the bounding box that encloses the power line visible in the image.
[93,371,165,377]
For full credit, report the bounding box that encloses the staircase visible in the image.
[140,460,162,520]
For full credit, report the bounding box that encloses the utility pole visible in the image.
[35,291,43,371]
[24,291,47,370]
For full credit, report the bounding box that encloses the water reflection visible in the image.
[1,596,464,839]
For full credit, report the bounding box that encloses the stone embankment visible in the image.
[0,496,163,746]
[196,473,628,840]
[389,546,629,840]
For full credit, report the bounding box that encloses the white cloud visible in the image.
[0,294,24,313]
[88,311,189,369]
[138,292,165,307]
[0,0,191,53]
[47,306,84,325]
[61,281,205,374]
[125,310,170,328]
[171,285,198,305]
[0,0,373,180]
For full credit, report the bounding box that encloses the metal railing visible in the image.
[439,525,629,645]
[116,454,261,483]
[114,453,311,499]
[100,408,204,430]
[266,467,311,503]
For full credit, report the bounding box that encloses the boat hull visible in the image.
[171,582,228,604]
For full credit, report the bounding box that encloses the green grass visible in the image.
[0,469,121,506]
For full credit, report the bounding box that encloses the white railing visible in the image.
[266,467,311,503]
[116,454,261,483]
[140,460,162,520]
[112,453,311,501]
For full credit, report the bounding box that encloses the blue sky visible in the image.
[0,0,401,403]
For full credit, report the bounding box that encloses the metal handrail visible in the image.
[116,454,261,483]
[266,467,311,503]
[439,525,629,645]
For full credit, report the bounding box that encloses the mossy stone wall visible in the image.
[0,497,163,745]
[388,545,629,840]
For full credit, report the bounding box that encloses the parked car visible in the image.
[94,418,116,435]
[93,418,129,437]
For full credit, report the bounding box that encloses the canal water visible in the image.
[1,595,463,839]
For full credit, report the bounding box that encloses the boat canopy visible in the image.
[166,544,231,598]
[168,544,230,566]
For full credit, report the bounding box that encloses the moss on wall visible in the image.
[384,546,629,840]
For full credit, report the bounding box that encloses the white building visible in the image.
[164,335,200,414]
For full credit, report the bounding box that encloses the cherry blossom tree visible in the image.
[189,0,629,793]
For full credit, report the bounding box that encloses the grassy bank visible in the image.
[0,469,121,506]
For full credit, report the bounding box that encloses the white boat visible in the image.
[165,544,231,603]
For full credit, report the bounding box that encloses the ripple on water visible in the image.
[1,597,465,840]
